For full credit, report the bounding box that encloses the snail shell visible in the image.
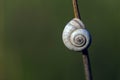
[62,18,91,51]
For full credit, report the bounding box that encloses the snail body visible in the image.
[62,18,91,51]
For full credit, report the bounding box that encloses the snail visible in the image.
[62,18,91,51]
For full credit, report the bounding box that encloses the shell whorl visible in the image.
[62,18,91,51]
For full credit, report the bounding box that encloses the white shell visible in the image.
[62,18,91,51]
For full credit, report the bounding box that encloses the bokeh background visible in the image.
[0,0,120,80]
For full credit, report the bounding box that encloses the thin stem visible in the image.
[82,50,93,80]
[72,0,81,19]
[72,0,93,80]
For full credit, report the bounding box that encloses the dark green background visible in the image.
[0,0,120,80]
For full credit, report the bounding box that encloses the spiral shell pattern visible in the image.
[62,18,91,51]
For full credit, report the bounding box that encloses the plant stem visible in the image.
[72,0,93,80]
[82,50,93,80]
[72,0,81,19]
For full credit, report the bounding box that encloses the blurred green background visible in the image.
[0,0,120,80]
